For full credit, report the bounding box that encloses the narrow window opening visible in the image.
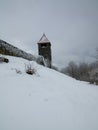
[41,44,47,48]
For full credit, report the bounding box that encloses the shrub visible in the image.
[0,57,9,63]
[25,63,36,75]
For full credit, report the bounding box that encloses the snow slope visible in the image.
[0,56,98,130]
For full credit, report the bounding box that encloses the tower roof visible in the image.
[38,34,50,43]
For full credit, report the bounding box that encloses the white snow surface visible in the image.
[0,56,98,130]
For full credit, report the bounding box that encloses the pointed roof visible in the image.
[38,34,50,43]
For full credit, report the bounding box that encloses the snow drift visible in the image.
[0,55,98,130]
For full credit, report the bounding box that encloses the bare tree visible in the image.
[61,61,79,79]
[78,62,90,81]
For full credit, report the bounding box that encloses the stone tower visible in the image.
[37,34,52,68]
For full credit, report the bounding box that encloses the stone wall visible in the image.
[0,39,44,65]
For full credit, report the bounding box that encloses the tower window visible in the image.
[41,44,47,48]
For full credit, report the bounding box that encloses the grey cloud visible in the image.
[0,0,97,67]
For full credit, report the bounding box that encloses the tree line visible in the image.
[60,49,98,85]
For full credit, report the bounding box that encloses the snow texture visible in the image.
[0,56,98,130]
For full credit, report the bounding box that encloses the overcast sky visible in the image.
[0,0,98,67]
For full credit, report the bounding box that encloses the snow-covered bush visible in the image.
[36,55,44,65]
[0,57,9,63]
[25,63,36,75]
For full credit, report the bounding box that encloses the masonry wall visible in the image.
[0,39,44,65]
[38,42,52,68]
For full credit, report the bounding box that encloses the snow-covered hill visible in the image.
[0,55,98,130]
